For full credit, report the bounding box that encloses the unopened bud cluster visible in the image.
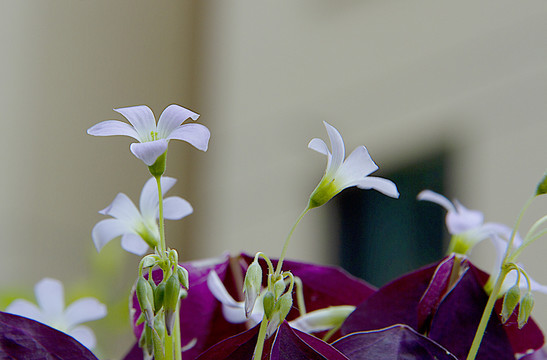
[500,266,534,329]
[243,253,296,338]
[136,251,190,360]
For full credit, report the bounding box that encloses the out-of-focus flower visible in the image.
[87,104,210,166]
[92,177,192,255]
[308,121,399,208]
[5,278,106,350]
[417,190,515,254]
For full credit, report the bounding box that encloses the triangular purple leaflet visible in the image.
[333,324,458,360]
[0,311,99,360]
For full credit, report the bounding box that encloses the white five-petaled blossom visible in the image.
[87,104,210,166]
[417,190,516,254]
[5,278,106,350]
[308,121,399,208]
[92,177,193,255]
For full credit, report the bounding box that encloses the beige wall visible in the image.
[1,1,197,357]
[191,0,547,327]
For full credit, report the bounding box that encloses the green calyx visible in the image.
[148,151,167,177]
[308,178,338,209]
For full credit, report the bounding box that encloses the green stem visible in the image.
[174,303,182,360]
[503,196,533,264]
[156,176,167,257]
[466,266,509,360]
[253,315,269,360]
[274,207,310,277]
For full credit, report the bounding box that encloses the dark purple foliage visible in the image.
[332,324,458,360]
[0,311,99,360]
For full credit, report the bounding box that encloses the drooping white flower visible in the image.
[87,104,210,166]
[92,177,192,255]
[206,271,355,336]
[417,190,516,254]
[308,121,399,208]
[5,278,106,350]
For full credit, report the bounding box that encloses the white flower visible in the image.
[92,177,192,255]
[5,278,106,350]
[87,104,210,166]
[308,121,399,208]
[417,190,515,254]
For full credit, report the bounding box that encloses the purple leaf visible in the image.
[332,324,457,360]
[271,322,349,360]
[195,324,261,360]
[0,311,99,360]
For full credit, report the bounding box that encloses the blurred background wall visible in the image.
[2,1,547,358]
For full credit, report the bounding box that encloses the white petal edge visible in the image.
[163,197,193,220]
[130,140,169,166]
[207,271,240,307]
[335,146,378,189]
[64,298,107,329]
[92,218,130,252]
[356,176,400,198]
[323,122,345,176]
[5,299,44,323]
[167,123,210,152]
[417,190,456,213]
[289,305,355,333]
[139,177,178,220]
[120,233,149,255]
[35,278,65,319]
[157,104,200,139]
[114,105,156,142]
[99,193,141,224]
[69,325,96,350]
[86,120,140,140]
[308,138,329,156]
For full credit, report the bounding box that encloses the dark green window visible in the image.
[336,154,447,287]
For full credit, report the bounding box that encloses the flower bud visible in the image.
[154,282,166,313]
[137,277,155,327]
[163,275,180,336]
[176,265,189,289]
[243,261,262,318]
[518,292,535,329]
[266,292,293,338]
[262,291,275,320]
[273,278,286,299]
[501,284,521,323]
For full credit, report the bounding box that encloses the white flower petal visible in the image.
[86,120,140,140]
[157,104,199,139]
[91,218,130,252]
[289,306,355,333]
[163,197,193,220]
[99,193,141,223]
[335,146,378,189]
[323,122,345,176]
[139,177,178,220]
[130,140,168,166]
[417,190,457,213]
[5,299,44,323]
[355,176,400,198]
[120,233,149,255]
[447,200,484,234]
[35,278,65,320]
[68,325,96,350]
[114,105,157,142]
[207,271,240,307]
[64,298,107,329]
[167,123,210,152]
[221,303,248,324]
[308,138,329,156]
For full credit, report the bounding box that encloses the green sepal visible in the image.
[273,278,286,299]
[135,312,145,326]
[501,284,521,323]
[163,275,180,335]
[535,172,547,196]
[137,277,155,327]
[518,292,534,328]
[262,291,275,320]
[154,282,166,314]
[176,265,190,289]
[148,151,167,177]
[151,324,165,360]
